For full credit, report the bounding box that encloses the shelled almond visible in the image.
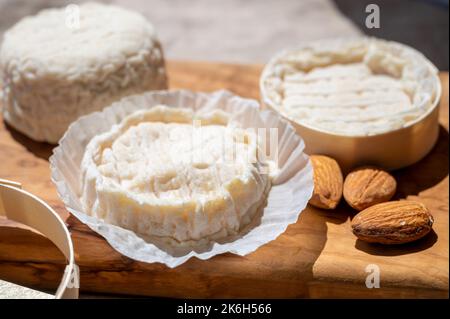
[343,166,397,211]
[308,155,343,209]
[351,201,434,244]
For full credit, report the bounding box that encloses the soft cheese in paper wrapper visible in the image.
[50,90,313,267]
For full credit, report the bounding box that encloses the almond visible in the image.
[351,201,434,244]
[343,166,396,211]
[308,155,343,209]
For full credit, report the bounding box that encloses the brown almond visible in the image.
[351,200,434,244]
[343,166,396,211]
[308,155,343,209]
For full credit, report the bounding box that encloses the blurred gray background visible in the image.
[0,0,447,69]
[0,0,360,62]
[335,0,448,70]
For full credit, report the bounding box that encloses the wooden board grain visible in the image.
[0,61,448,298]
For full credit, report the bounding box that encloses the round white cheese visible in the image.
[261,38,439,136]
[80,106,272,244]
[0,2,167,143]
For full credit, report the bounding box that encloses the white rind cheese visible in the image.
[0,2,167,143]
[80,106,272,244]
[261,38,439,136]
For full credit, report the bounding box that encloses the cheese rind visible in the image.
[0,2,167,143]
[80,106,272,244]
[261,38,439,136]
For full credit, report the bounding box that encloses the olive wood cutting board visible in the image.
[0,61,448,298]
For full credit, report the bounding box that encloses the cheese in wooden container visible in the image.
[260,37,441,172]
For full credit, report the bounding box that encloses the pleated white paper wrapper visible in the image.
[50,90,313,268]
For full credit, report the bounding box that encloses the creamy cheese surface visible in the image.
[80,106,272,244]
[261,38,439,136]
[0,2,167,143]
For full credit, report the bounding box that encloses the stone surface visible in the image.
[0,279,52,299]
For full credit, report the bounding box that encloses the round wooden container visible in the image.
[260,41,441,173]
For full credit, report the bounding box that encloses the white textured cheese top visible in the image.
[0,2,167,143]
[80,106,272,244]
[261,38,439,136]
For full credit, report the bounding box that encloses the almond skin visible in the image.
[351,201,434,244]
[344,166,397,211]
[308,155,343,209]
